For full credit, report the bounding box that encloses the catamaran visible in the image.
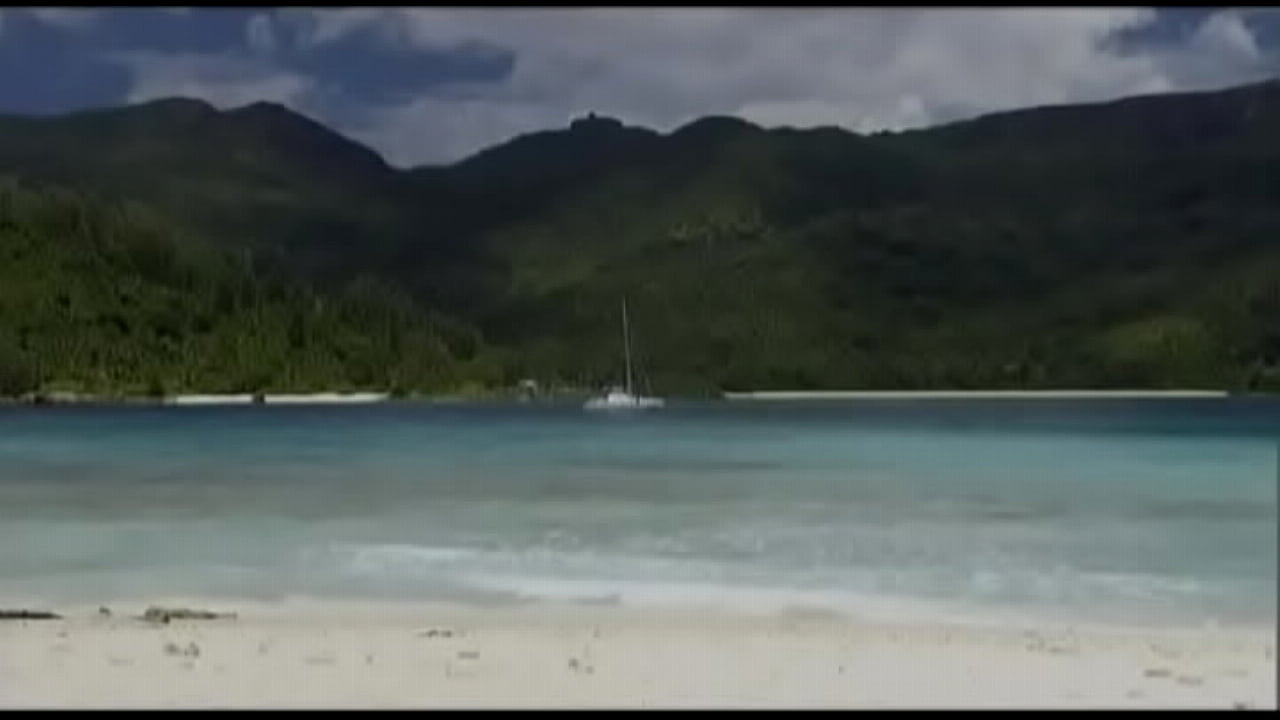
[584,299,665,411]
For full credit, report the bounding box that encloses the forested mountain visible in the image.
[0,180,491,397]
[2,79,1278,396]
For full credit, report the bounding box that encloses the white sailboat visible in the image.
[584,298,665,411]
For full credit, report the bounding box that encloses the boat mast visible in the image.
[622,298,633,395]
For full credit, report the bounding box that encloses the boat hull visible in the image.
[583,395,665,411]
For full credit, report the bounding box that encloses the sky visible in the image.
[1,7,1278,167]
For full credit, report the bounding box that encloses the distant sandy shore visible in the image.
[260,393,391,405]
[0,599,1272,709]
[166,394,258,406]
[725,390,1233,401]
[168,393,391,406]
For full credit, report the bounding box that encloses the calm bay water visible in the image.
[0,399,1275,627]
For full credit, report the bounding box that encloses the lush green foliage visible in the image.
[0,180,483,396]
[2,80,1279,394]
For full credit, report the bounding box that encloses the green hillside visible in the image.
[0,179,489,397]
[1,80,1279,395]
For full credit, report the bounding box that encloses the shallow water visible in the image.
[0,399,1275,627]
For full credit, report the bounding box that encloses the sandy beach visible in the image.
[0,600,1273,709]
[723,390,1233,401]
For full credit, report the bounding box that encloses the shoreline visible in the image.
[724,389,1235,401]
[13,593,1276,635]
[1,597,1273,708]
[3,388,1268,408]
[169,392,393,406]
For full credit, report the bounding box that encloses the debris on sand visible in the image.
[140,606,237,624]
[0,609,61,620]
[163,641,201,658]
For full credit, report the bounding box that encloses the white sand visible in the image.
[166,393,391,406]
[168,394,257,406]
[262,393,390,404]
[724,390,1230,401]
[0,599,1273,709]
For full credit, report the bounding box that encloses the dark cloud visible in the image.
[0,11,131,114]
[0,8,513,117]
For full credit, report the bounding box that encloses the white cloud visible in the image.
[294,8,1244,165]
[123,9,1276,166]
[1193,10,1261,60]
[115,52,314,110]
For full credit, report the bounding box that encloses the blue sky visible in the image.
[1,8,1277,166]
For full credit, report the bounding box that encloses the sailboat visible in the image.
[584,298,665,411]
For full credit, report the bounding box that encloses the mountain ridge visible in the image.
[1,78,1279,394]
[17,77,1273,171]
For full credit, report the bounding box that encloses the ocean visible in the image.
[0,399,1275,628]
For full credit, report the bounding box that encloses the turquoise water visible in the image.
[0,399,1275,626]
